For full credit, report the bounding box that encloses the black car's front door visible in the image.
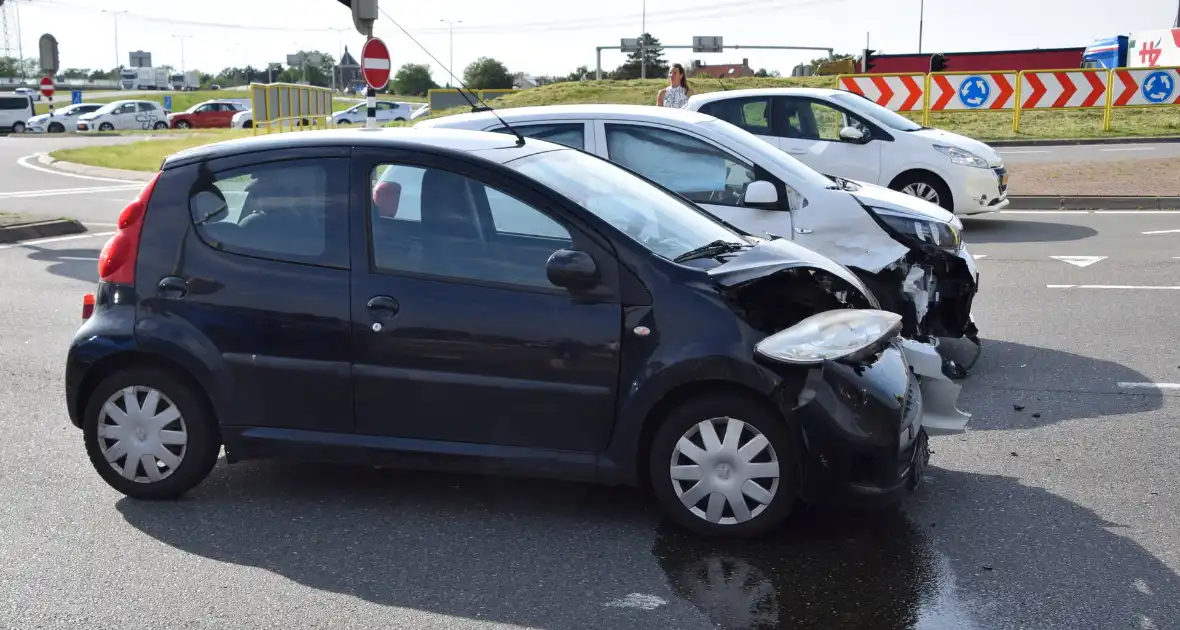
[348,149,624,452]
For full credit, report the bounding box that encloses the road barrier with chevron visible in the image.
[838,66,1180,132]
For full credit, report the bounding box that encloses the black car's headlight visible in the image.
[873,209,960,253]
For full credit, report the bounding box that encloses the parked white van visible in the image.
[0,93,35,133]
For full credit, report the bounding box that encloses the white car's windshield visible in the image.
[92,102,122,115]
[829,92,924,132]
[505,148,748,261]
[57,104,89,116]
[699,118,835,190]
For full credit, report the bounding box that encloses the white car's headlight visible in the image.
[873,208,961,252]
[755,309,903,365]
[933,144,989,169]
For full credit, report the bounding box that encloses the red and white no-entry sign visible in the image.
[361,37,391,91]
[39,76,54,99]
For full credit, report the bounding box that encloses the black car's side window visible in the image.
[491,123,586,150]
[369,163,573,290]
[187,158,350,269]
[603,123,756,208]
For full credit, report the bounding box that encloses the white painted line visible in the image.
[16,153,145,184]
[602,594,667,610]
[1095,210,1180,214]
[1050,255,1106,267]
[1119,382,1180,389]
[1048,284,1180,290]
[58,256,98,261]
[0,185,142,199]
[1142,228,1180,234]
[998,210,1090,214]
[0,231,114,251]
[1099,146,1155,152]
[998,149,1050,154]
[973,254,987,259]
[999,210,1180,215]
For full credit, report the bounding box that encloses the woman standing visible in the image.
[656,63,693,109]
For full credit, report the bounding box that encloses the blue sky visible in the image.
[7,0,1178,82]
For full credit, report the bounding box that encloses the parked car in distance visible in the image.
[684,88,1008,215]
[0,93,36,133]
[14,87,41,102]
[24,103,103,133]
[419,104,978,428]
[332,100,415,125]
[66,128,931,537]
[409,104,431,121]
[77,100,170,132]
[168,100,247,129]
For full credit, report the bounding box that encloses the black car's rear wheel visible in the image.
[649,394,799,537]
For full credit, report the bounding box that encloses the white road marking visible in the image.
[1119,382,1180,389]
[999,210,1180,215]
[0,231,114,251]
[1142,228,1180,234]
[973,254,987,259]
[1099,146,1155,152]
[602,594,667,610]
[0,184,142,199]
[997,149,1050,154]
[1094,210,1180,214]
[1049,255,1106,267]
[58,256,98,261]
[997,210,1089,214]
[1048,284,1180,290]
[16,153,145,184]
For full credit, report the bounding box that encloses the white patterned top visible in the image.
[661,85,690,109]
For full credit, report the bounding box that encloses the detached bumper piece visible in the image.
[791,343,930,508]
[898,338,971,435]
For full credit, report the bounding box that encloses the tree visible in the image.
[808,52,856,71]
[754,68,782,78]
[392,63,437,96]
[614,33,668,80]
[463,57,512,90]
[565,65,591,82]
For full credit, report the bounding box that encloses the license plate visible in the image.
[1001,173,1009,187]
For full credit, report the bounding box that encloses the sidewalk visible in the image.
[1008,157,1180,197]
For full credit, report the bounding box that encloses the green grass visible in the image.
[49,77,1180,172]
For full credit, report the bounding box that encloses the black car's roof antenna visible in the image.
[378,7,526,147]
[715,67,734,91]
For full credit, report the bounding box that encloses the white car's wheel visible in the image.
[99,122,115,131]
[892,172,953,211]
[649,394,798,537]
[11,121,25,133]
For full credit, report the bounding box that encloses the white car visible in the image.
[420,104,979,431]
[14,87,40,102]
[409,104,431,121]
[77,100,170,132]
[25,103,103,133]
[332,100,415,125]
[684,88,1008,216]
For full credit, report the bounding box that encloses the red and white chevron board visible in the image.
[928,73,1016,111]
[1020,70,1108,109]
[837,75,925,112]
[1111,67,1180,107]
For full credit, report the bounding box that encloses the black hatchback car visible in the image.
[67,128,929,537]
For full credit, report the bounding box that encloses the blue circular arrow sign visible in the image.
[958,75,990,108]
[1142,70,1174,104]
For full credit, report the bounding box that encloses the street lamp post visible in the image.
[440,19,461,88]
[172,34,191,73]
[918,0,925,54]
[101,9,127,70]
[640,0,646,80]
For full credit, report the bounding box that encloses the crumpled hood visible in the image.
[707,238,873,300]
[910,127,1003,166]
[847,181,961,228]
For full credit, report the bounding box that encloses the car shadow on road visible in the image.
[961,218,1097,244]
[22,246,98,284]
[939,338,1163,430]
[114,463,1180,629]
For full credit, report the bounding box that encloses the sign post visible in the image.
[39,34,59,112]
[360,36,391,130]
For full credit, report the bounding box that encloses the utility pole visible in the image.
[440,19,461,88]
[172,34,191,73]
[640,0,646,80]
[917,0,925,54]
[101,9,126,70]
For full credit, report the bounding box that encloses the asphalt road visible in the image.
[997,141,1180,164]
[3,144,1180,628]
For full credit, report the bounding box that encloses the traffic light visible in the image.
[862,49,876,73]
[930,53,948,73]
[336,0,377,36]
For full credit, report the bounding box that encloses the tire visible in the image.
[176,120,191,129]
[82,367,220,500]
[394,117,406,122]
[11,121,24,133]
[242,120,253,129]
[649,393,799,538]
[153,121,169,130]
[48,122,64,133]
[99,122,114,131]
[891,171,953,211]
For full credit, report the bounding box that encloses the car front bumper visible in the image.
[949,164,1009,215]
[786,342,929,507]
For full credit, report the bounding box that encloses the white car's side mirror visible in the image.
[839,126,866,142]
[743,180,779,206]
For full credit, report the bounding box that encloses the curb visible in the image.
[35,153,154,182]
[987,137,1180,147]
[0,218,87,244]
[1007,195,1180,210]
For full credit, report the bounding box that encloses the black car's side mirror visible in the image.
[546,249,599,291]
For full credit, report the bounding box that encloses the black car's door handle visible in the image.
[157,276,188,299]
[366,295,400,319]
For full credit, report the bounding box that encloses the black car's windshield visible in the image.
[830,91,924,132]
[505,148,748,262]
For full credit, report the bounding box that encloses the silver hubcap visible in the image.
[96,386,187,483]
[902,182,939,203]
[670,417,780,525]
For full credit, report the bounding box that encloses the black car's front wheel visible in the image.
[649,394,799,537]
[82,367,220,500]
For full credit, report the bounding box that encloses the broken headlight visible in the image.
[755,309,903,365]
[873,209,961,253]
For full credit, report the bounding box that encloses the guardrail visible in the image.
[838,67,1180,132]
[249,82,334,134]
